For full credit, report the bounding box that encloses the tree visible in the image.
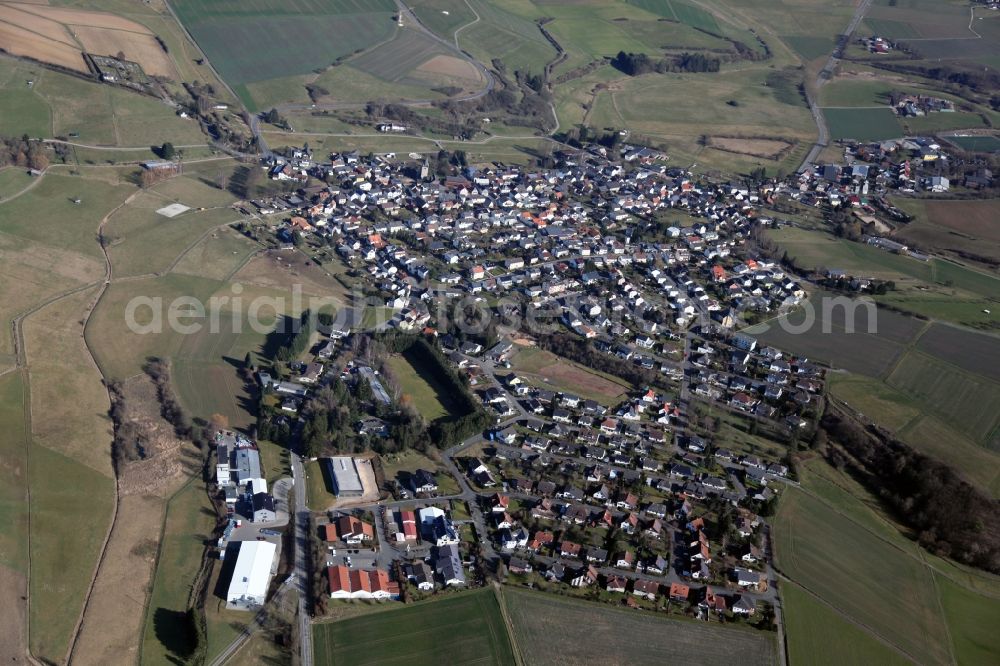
[159,142,176,160]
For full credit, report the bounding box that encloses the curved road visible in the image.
[798,0,874,172]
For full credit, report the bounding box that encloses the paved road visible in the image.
[797,0,874,172]
[290,453,313,666]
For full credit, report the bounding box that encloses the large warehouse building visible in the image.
[325,456,364,498]
[226,540,277,610]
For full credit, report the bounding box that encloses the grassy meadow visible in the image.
[775,458,1000,666]
[505,587,775,666]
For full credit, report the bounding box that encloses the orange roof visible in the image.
[327,565,352,594]
[322,524,338,541]
[670,582,690,598]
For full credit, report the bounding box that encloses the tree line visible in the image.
[0,135,49,171]
[821,410,1000,573]
[611,51,720,76]
[535,331,663,390]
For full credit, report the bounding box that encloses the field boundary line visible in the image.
[775,576,919,664]
[493,585,524,666]
[799,456,1000,599]
[923,556,958,666]
[65,192,142,664]
[878,318,930,381]
[454,0,481,50]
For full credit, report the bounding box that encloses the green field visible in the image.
[782,34,835,61]
[946,135,1000,152]
[512,346,632,405]
[0,168,33,200]
[827,371,1000,496]
[885,351,1000,443]
[0,88,51,138]
[934,572,1000,665]
[775,459,1000,665]
[866,18,922,40]
[915,323,1000,384]
[306,459,335,510]
[386,349,459,423]
[902,111,987,134]
[0,173,134,259]
[822,107,903,141]
[313,588,516,666]
[0,373,28,575]
[505,587,775,665]
[781,583,912,666]
[140,479,218,665]
[350,28,451,82]
[0,58,204,147]
[170,0,397,108]
[28,443,116,662]
[775,462,949,664]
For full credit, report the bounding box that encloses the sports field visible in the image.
[313,589,516,666]
[821,107,903,141]
[505,587,776,666]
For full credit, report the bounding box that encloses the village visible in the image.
[206,128,993,645]
[202,137,892,633]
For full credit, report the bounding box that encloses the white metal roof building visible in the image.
[325,456,364,497]
[226,541,276,610]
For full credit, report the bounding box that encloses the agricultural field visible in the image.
[313,588,516,666]
[915,322,1000,383]
[512,345,631,405]
[945,134,1000,152]
[774,465,950,664]
[27,442,116,663]
[385,349,460,423]
[859,0,1000,72]
[821,107,903,141]
[764,225,1000,326]
[504,587,776,666]
[140,478,220,666]
[350,27,481,91]
[893,198,1000,268]
[0,54,205,147]
[781,583,911,666]
[775,458,1000,665]
[829,374,1000,494]
[0,373,28,663]
[0,70,50,138]
[169,0,398,109]
[885,351,1000,444]
[0,2,177,76]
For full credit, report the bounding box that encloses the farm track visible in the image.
[798,0,874,171]
[63,191,141,665]
[2,185,138,663]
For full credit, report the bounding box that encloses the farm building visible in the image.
[325,456,364,498]
[327,565,400,600]
[233,447,263,484]
[226,540,277,610]
[252,493,276,523]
